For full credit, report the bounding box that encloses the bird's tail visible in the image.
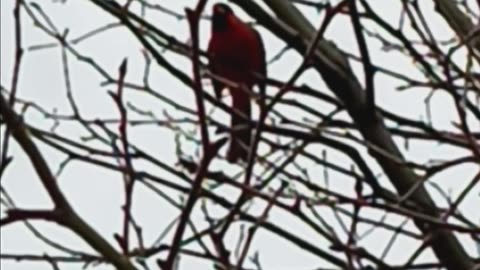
[227,90,251,163]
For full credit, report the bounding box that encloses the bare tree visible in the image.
[1,0,479,270]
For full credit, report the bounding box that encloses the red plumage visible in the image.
[208,3,266,163]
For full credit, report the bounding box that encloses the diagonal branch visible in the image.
[1,0,24,177]
[433,0,480,51]
[348,0,375,116]
[0,93,137,270]
[231,0,475,269]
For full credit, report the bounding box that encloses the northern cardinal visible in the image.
[208,3,266,163]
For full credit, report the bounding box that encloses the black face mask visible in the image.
[212,4,233,32]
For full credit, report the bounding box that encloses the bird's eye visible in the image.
[214,5,225,14]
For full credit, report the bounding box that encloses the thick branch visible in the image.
[232,0,475,269]
[0,93,137,270]
[433,0,480,51]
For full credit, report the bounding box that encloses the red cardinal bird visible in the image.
[208,3,266,163]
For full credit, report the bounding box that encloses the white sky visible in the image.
[1,0,479,269]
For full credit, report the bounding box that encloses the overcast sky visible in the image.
[1,1,479,270]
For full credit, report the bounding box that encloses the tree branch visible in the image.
[232,0,475,269]
[0,93,137,270]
